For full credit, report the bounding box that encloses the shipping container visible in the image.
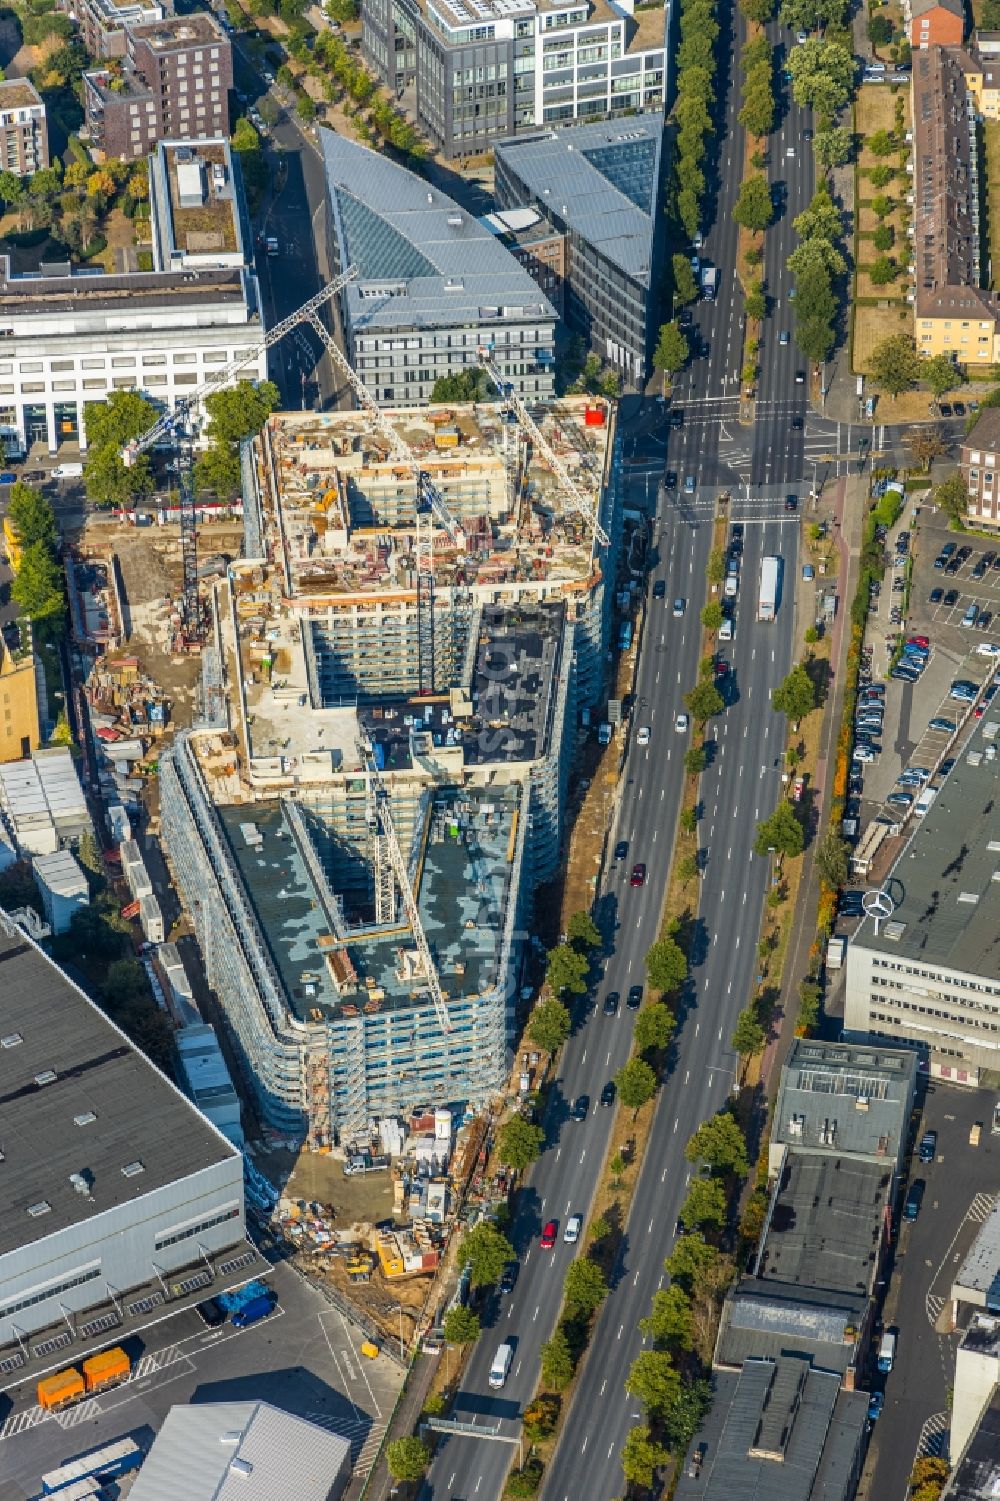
[37,1369,86,1412]
[82,1347,130,1392]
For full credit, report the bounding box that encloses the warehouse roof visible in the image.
[322,131,555,334]
[493,114,665,282]
[0,923,237,1258]
[128,1400,351,1501]
[852,710,1000,975]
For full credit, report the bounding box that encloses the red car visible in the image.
[540,1219,558,1250]
[630,863,646,887]
[907,635,930,649]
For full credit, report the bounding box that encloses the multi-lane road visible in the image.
[420,8,806,1500]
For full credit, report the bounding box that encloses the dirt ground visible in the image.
[856,83,904,137]
[853,302,912,371]
[274,1144,396,1225]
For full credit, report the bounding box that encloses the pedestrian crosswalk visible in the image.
[925,1294,945,1326]
[916,1411,949,1460]
[306,1409,386,1478]
[968,1192,996,1225]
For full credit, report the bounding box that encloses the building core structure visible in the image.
[161,396,623,1147]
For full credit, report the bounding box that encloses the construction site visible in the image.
[158,391,625,1160]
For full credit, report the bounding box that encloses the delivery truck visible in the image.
[758,555,780,621]
[701,265,718,300]
[37,1347,131,1412]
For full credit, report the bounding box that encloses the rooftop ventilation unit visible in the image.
[74,1111,97,1127]
[27,1200,51,1217]
[34,1070,57,1086]
[1,1032,23,1048]
[121,1160,146,1177]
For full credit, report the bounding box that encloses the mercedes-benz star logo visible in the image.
[862,888,895,921]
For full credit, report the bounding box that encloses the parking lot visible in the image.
[0,1262,402,1501]
[863,1084,1000,1501]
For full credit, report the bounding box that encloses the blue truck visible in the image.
[232,1293,277,1329]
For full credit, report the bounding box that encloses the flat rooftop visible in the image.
[261,402,608,600]
[757,1153,890,1300]
[162,141,239,257]
[852,710,1000,975]
[953,1197,1000,1302]
[0,257,252,316]
[774,1039,916,1163]
[129,12,225,47]
[0,926,237,1259]
[0,79,43,111]
[420,0,665,49]
[218,782,522,1023]
[493,114,664,282]
[675,1359,867,1501]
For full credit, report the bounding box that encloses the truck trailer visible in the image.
[701,265,718,300]
[758,555,780,621]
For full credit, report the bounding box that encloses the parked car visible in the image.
[929,588,944,604]
[196,1298,226,1328]
[929,717,957,733]
[886,792,913,810]
[904,1180,926,1221]
[943,589,959,606]
[919,1129,938,1163]
[867,1392,885,1422]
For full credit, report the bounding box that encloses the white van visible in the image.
[51,462,83,479]
[877,1330,896,1373]
[489,1342,513,1389]
[914,786,938,818]
[724,574,738,599]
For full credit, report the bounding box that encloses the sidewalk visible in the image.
[759,466,866,1096]
[346,1352,437,1501]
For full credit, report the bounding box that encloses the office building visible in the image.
[960,406,1000,530]
[844,713,1000,1083]
[0,634,42,764]
[911,47,1000,365]
[0,916,245,1368]
[675,1042,918,1501]
[128,1401,352,1501]
[493,114,666,385]
[161,397,623,1144]
[84,13,232,162]
[361,0,666,159]
[65,0,166,59]
[322,131,557,408]
[0,137,263,457]
[0,79,49,176]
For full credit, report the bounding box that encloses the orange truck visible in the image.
[37,1348,131,1411]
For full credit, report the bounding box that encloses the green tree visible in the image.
[745,281,767,321]
[872,223,894,253]
[640,1284,694,1351]
[680,1175,727,1230]
[527,997,572,1055]
[707,547,726,585]
[620,1425,670,1490]
[868,334,919,396]
[545,943,589,998]
[615,1056,658,1115]
[443,1303,481,1345]
[933,472,969,523]
[193,440,241,499]
[789,234,846,282]
[732,173,773,232]
[540,1326,574,1391]
[794,190,843,246]
[787,38,855,119]
[666,1233,724,1292]
[295,89,317,122]
[0,169,24,209]
[505,1459,544,1497]
[685,1112,750,1176]
[496,1116,544,1172]
[84,390,159,451]
[731,1005,767,1056]
[563,1258,609,1318]
[231,117,260,153]
[677,853,699,885]
[741,35,772,69]
[11,542,63,621]
[813,125,853,168]
[385,1436,431,1482]
[816,828,849,889]
[701,599,724,631]
[662,1378,713,1455]
[672,254,699,306]
[924,353,959,398]
[522,1394,560,1441]
[625,1349,682,1417]
[103,956,148,1009]
[83,444,154,509]
[680,805,698,835]
[653,320,690,376]
[772,663,818,722]
[589,1215,611,1242]
[458,1222,516,1288]
[685,744,706,776]
[870,193,892,221]
[203,380,280,444]
[431,368,488,402]
[7,484,57,552]
[634,1002,676,1055]
[646,936,687,994]
[567,910,601,950]
[754,802,805,859]
[869,256,898,287]
[868,13,893,46]
[867,127,895,158]
[685,679,725,723]
[739,66,776,138]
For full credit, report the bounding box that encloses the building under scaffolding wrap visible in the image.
[159,396,623,1145]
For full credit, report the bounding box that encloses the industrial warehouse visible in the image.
[160,394,624,1146]
[0,916,247,1382]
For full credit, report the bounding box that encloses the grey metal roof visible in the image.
[953,1197,1000,1302]
[127,1401,351,1501]
[755,1154,891,1301]
[321,131,555,334]
[0,924,237,1258]
[717,1281,867,1376]
[773,1039,916,1167]
[492,114,665,282]
[852,711,1000,976]
[674,1361,868,1501]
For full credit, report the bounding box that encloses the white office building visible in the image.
[0,138,265,457]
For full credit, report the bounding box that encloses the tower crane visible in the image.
[356,728,453,1035]
[477,344,610,549]
[121,265,362,641]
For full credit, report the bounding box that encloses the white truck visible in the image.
[701,265,718,300]
[758,555,780,621]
